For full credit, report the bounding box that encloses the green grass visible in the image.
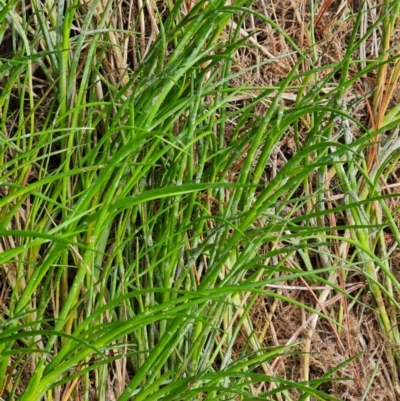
[1,0,400,400]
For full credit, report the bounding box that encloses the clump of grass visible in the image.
[1,0,400,400]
